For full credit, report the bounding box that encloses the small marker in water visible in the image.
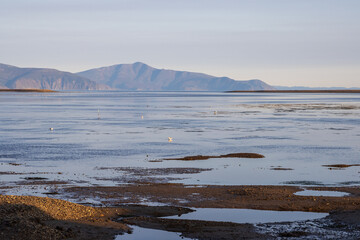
[141,115,144,119]
[49,128,54,131]
[168,137,173,142]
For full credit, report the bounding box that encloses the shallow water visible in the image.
[294,190,349,197]
[0,91,360,191]
[163,208,328,224]
[116,226,192,240]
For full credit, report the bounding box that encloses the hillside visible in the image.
[0,64,110,90]
[77,62,274,91]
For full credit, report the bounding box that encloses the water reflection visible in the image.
[162,208,328,224]
[116,226,192,240]
[0,91,359,188]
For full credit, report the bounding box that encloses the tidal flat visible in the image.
[1,91,360,239]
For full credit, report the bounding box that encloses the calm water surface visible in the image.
[1,91,360,193]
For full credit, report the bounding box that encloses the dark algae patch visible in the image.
[270,167,294,171]
[96,167,212,175]
[164,152,265,161]
[24,177,49,180]
[322,164,360,170]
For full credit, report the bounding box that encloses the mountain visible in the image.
[0,63,110,90]
[77,62,274,91]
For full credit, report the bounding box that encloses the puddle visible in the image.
[294,190,349,197]
[116,226,193,240]
[163,208,327,224]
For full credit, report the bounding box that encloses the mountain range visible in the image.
[0,62,274,91]
[0,63,109,90]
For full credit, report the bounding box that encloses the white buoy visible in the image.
[49,128,54,131]
[141,115,144,119]
[168,137,173,142]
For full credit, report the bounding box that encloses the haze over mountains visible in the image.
[0,63,109,90]
[0,62,274,91]
[77,62,274,91]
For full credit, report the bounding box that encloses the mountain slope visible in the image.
[77,62,274,91]
[0,64,110,90]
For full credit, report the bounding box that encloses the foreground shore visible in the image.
[1,152,360,239]
[2,183,360,239]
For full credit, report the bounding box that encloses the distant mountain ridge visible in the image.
[0,62,274,91]
[77,62,274,91]
[0,63,110,90]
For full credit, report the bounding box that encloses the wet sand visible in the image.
[65,184,360,212]
[0,195,130,240]
[2,155,360,238]
[3,183,360,239]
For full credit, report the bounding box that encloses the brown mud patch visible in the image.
[163,152,264,161]
[7,162,22,166]
[64,184,360,213]
[322,164,360,170]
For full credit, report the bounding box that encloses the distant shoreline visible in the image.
[0,89,56,93]
[227,90,360,93]
[1,89,359,93]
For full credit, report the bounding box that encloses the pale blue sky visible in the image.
[1,0,359,87]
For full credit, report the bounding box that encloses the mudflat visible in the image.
[0,195,129,240]
[2,183,360,239]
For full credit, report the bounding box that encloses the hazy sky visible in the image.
[1,0,359,87]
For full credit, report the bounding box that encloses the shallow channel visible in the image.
[116,226,192,240]
[162,208,328,224]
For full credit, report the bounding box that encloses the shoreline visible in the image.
[2,183,360,239]
[2,89,360,93]
[227,90,360,93]
[64,184,360,213]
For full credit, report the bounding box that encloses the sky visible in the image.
[1,0,360,87]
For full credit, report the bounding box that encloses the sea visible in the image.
[0,91,360,194]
